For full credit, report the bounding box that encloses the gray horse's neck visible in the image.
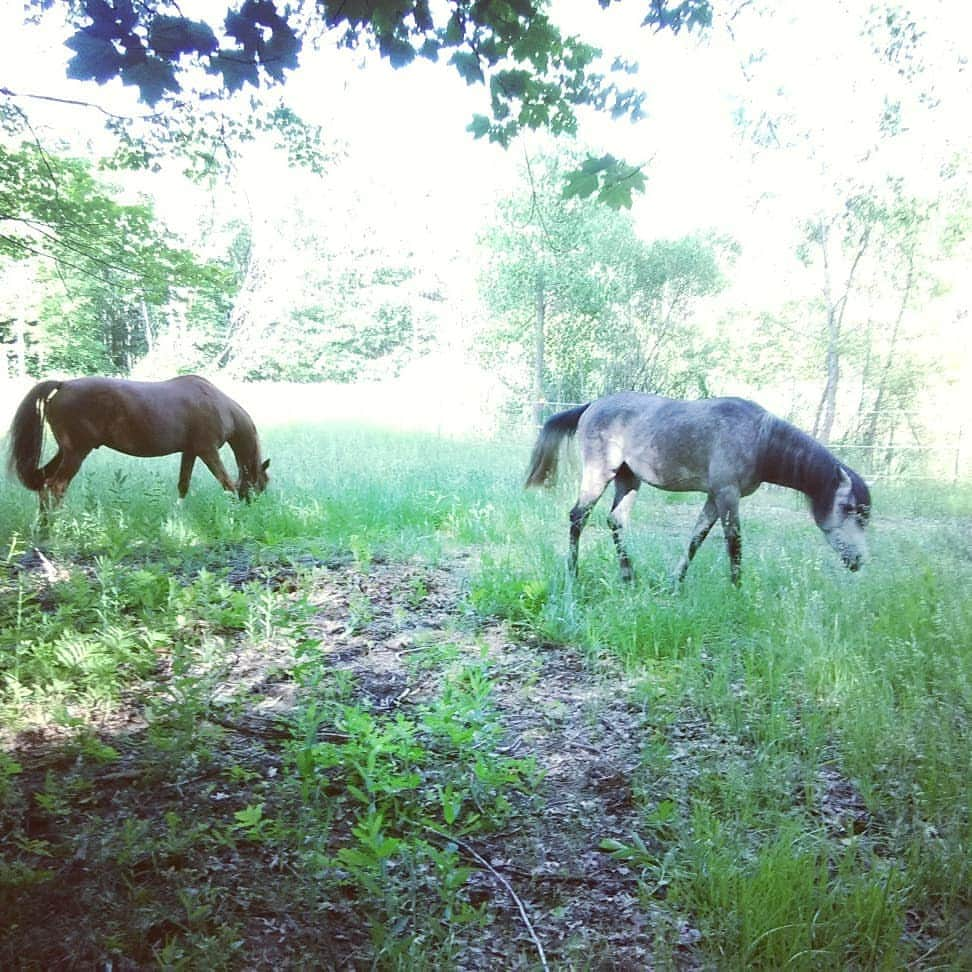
[757,416,838,505]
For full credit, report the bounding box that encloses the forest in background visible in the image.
[1,0,970,481]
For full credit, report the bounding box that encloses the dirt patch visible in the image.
[1,555,698,969]
[280,559,691,968]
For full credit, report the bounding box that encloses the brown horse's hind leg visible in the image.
[178,452,196,498]
[43,448,90,511]
[41,448,64,482]
[607,466,640,582]
[198,447,237,494]
[674,497,719,584]
[36,449,64,524]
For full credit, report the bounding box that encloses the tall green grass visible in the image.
[1,420,969,966]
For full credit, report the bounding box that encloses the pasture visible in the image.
[1,410,970,969]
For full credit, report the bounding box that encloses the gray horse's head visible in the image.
[816,467,871,570]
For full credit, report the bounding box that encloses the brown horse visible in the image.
[7,375,269,513]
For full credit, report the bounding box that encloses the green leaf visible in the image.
[467,114,492,139]
[149,16,218,58]
[119,57,181,105]
[562,168,600,201]
[563,155,647,209]
[450,50,484,85]
[208,51,260,93]
[233,802,265,828]
[261,22,301,80]
[65,32,125,85]
[379,34,416,69]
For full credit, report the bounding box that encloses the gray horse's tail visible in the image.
[7,380,61,491]
[524,403,591,488]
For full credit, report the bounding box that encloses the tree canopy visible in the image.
[0,137,233,374]
[27,0,713,206]
[478,150,732,408]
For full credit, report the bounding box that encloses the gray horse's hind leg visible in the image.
[607,466,640,581]
[568,464,613,575]
[674,496,718,584]
[569,502,596,575]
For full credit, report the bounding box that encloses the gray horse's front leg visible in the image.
[715,487,742,586]
[673,497,718,585]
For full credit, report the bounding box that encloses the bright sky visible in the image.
[1,0,751,238]
[2,2,970,253]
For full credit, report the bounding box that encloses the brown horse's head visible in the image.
[239,458,270,501]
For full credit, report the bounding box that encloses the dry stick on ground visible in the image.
[422,824,549,971]
[207,710,350,742]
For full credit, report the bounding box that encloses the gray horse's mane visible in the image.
[757,415,864,522]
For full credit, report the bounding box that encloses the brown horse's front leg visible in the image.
[198,448,237,495]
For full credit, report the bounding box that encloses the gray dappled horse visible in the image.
[525,392,871,585]
[7,375,269,516]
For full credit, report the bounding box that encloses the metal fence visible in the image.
[528,401,969,484]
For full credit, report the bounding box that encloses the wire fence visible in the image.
[528,401,969,484]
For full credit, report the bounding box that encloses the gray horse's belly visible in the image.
[622,443,709,493]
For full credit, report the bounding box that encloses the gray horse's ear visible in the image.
[262,459,270,471]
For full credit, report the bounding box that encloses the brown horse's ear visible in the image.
[262,459,270,471]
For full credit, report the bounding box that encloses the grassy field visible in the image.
[1,418,970,969]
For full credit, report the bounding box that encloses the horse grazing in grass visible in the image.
[525,392,871,585]
[7,375,270,513]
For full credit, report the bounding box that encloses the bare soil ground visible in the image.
[1,553,704,969]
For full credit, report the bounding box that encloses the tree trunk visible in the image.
[812,222,839,443]
[812,218,871,444]
[533,268,546,426]
[817,305,840,444]
[141,300,154,354]
[861,253,914,450]
[14,315,27,377]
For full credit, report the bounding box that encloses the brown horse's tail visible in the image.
[524,403,591,488]
[7,380,61,491]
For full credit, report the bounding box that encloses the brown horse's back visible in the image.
[8,374,266,508]
[46,375,241,458]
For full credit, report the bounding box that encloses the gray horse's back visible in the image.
[578,393,768,495]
